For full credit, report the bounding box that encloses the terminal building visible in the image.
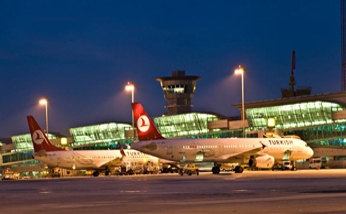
[1,70,346,178]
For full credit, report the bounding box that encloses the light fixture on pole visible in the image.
[125,82,135,129]
[39,98,49,137]
[235,65,246,138]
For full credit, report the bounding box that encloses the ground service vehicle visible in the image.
[309,158,322,169]
[1,169,17,180]
[114,166,134,176]
[180,164,199,176]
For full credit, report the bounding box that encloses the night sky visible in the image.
[0,1,341,137]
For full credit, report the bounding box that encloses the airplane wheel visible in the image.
[212,166,220,174]
[238,166,244,173]
[234,166,243,173]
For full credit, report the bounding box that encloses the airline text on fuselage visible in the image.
[268,139,294,146]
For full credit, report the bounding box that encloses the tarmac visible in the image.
[1,169,346,214]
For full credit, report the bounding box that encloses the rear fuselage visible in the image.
[34,150,122,170]
[33,149,158,170]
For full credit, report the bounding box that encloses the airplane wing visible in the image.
[215,145,264,162]
[104,158,123,168]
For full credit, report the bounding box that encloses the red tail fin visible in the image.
[132,102,165,141]
[27,116,65,152]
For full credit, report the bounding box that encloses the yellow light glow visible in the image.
[61,137,67,146]
[125,82,135,91]
[267,118,276,128]
[234,65,245,75]
[39,98,48,105]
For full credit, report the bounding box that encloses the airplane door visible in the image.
[282,150,292,161]
[219,142,224,156]
[195,151,204,162]
[57,155,61,165]
[167,142,173,155]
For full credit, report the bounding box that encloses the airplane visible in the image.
[27,115,160,176]
[130,102,314,174]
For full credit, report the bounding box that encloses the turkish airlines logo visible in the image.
[137,115,150,132]
[32,130,45,145]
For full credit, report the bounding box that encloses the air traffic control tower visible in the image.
[156,70,201,115]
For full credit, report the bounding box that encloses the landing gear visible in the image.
[92,171,100,177]
[249,156,256,168]
[103,166,111,176]
[291,161,297,171]
[212,166,220,174]
[234,165,244,173]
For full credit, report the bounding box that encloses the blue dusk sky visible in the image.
[0,1,341,137]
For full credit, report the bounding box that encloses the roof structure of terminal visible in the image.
[233,91,346,110]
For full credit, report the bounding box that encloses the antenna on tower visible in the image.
[289,50,296,94]
[280,51,311,98]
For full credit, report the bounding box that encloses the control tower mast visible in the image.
[156,70,201,115]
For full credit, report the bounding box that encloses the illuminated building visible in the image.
[2,74,346,176]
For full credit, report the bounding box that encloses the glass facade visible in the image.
[247,101,346,130]
[11,133,58,152]
[69,123,132,148]
[2,151,34,165]
[284,124,346,146]
[162,84,196,94]
[246,101,346,147]
[154,113,220,138]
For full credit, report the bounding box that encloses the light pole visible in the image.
[39,98,49,137]
[125,82,135,129]
[235,65,246,138]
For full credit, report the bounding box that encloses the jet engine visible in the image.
[249,155,275,169]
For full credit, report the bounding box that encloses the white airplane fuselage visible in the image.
[131,137,313,164]
[33,149,159,170]
[34,150,122,170]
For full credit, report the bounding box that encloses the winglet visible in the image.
[119,144,126,158]
[259,141,267,150]
[27,116,65,152]
[132,102,165,141]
